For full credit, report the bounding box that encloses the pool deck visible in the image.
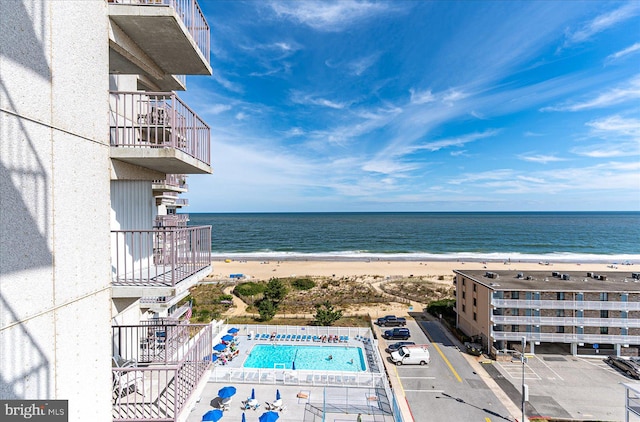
[184,327,395,422]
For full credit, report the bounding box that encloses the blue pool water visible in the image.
[244,344,366,372]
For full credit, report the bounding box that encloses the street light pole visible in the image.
[521,336,527,422]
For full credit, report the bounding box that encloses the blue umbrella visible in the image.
[275,389,281,400]
[202,409,223,422]
[221,335,234,342]
[241,413,246,422]
[259,411,279,422]
[291,361,296,370]
[213,343,227,352]
[218,386,237,399]
[228,327,239,334]
[207,354,219,362]
[250,388,255,400]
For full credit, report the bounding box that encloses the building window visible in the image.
[511,291,519,299]
[556,309,565,317]
[600,327,609,335]
[512,308,519,316]
[600,292,608,301]
[473,284,477,292]
[462,291,466,299]
[600,310,609,319]
[557,292,565,300]
[462,279,465,286]
[512,325,519,332]
[557,326,564,333]
[473,298,477,306]
[462,304,466,313]
[473,312,477,321]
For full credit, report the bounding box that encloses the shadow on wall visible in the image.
[0,0,53,400]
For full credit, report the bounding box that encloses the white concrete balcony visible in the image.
[152,174,188,193]
[108,0,211,83]
[491,315,640,328]
[110,91,211,174]
[491,298,640,311]
[111,226,211,298]
[492,331,640,345]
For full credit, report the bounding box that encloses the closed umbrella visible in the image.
[259,411,279,422]
[214,343,227,352]
[228,327,240,334]
[250,388,255,400]
[202,409,223,421]
[221,334,234,342]
[218,386,237,399]
[275,389,281,401]
[241,413,246,422]
[291,361,296,370]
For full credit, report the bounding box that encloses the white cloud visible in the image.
[563,2,640,47]
[541,75,640,111]
[411,129,500,153]
[213,73,244,94]
[587,115,640,138]
[606,42,640,64]
[572,115,640,158]
[524,131,544,137]
[235,112,247,121]
[518,154,567,164]
[409,88,435,105]
[202,104,232,115]
[347,54,380,76]
[290,91,349,109]
[268,1,399,32]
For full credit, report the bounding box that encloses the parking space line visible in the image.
[495,362,541,380]
[403,389,444,393]
[531,356,564,381]
[432,342,462,383]
[398,376,436,379]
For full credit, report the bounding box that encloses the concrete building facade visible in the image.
[1,1,214,421]
[454,269,640,357]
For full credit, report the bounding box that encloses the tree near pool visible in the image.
[264,278,288,304]
[313,301,343,326]
[257,299,277,321]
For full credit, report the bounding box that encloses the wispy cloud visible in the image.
[541,75,640,111]
[409,89,435,105]
[518,154,567,164]
[562,2,640,48]
[202,104,232,115]
[290,90,349,109]
[268,1,402,32]
[412,129,501,153]
[606,42,640,64]
[572,115,640,158]
[213,73,244,94]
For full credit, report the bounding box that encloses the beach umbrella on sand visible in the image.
[221,334,234,342]
[250,388,255,400]
[241,413,246,422]
[202,409,223,422]
[259,411,279,422]
[228,327,239,334]
[213,343,227,352]
[218,386,237,399]
[275,389,281,401]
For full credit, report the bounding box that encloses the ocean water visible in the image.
[187,212,640,262]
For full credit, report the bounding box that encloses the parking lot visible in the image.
[376,317,637,422]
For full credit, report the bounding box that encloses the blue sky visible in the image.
[182,1,640,213]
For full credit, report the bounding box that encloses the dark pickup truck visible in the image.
[376,315,407,327]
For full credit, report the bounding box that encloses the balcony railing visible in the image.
[109,0,209,66]
[153,174,188,191]
[492,331,640,344]
[174,198,189,206]
[112,323,212,421]
[492,298,640,311]
[111,226,211,287]
[110,91,210,166]
[155,214,189,227]
[491,315,640,328]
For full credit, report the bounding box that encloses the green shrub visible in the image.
[234,282,265,297]
[291,278,316,290]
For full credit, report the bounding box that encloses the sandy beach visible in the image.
[210,259,637,281]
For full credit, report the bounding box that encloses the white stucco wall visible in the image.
[0,1,112,420]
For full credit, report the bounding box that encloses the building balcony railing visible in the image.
[491,315,640,328]
[108,0,210,73]
[111,226,211,288]
[153,174,188,192]
[112,322,212,421]
[174,198,188,206]
[155,214,189,227]
[492,331,640,345]
[110,91,211,174]
[491,298,640,311]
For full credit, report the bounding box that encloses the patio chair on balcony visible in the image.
[112,356,145,404]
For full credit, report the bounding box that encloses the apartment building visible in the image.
[454,269,640,357]
[1,1,214,421]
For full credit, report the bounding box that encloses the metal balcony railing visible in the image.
[153,174,188,191]
[111,226,211,287]
[108,0,210,65]
[175,198,189,206]
[491,315,640,328]
[155,214,189,227]
[492,331,640,344]
[112,323,212,421]
[110,91,210,166]
[491,298,640,311]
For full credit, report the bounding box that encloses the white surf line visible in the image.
[532,356,564,381]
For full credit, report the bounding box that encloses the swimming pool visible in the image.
[244,344,366,372]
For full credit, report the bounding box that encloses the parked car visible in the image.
[382,328,411,340]
[376,315,407,327]
[605,356,640,379]
[390,345,430,366]
[386,341,415,353]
